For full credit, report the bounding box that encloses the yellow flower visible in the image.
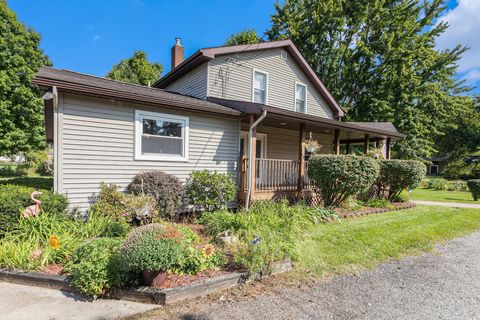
[202,244,215,258]
[48,235,60,250]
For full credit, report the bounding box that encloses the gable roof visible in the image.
[154,39,345,118]
[345,122,400,134]
[33,67,242,117]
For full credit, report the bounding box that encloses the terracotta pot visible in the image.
[142,270,167,287]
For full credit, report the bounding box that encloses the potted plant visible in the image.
[303,140,322,153]
[121,224,184,287]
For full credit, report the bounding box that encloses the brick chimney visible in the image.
[171,38,184,69]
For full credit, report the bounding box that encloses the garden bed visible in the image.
[335,201,416,219]
[0,259,291,305]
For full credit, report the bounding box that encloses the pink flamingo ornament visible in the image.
[22,191,43,218]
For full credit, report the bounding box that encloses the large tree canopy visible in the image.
[0,0,51,156]
[266,0,472,159]
[106,51,163,86]
[225,29,263,46]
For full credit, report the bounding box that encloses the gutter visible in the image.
[245,110,267,209]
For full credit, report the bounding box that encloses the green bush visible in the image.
[127,171,184,220]
[427,178,447,190]
[89,183,158,225]
[376,160,426,200]
[16,150,48,176]
[467,180,480,201]
[66,238,124,298]
[361,198,391,208]
[38,159,53,176]
[200,201,336,275]
[0,163,19,177]
[307,155,379,208]
[185,170,237,212]
[0,184,68,236]
[446,181,468,192]
[120,223,184,273]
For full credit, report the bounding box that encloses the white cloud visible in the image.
[436,0,480,88]
[93,35,100,41]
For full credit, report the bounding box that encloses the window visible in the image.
[252,70,268,104]
[135,110,189,161]
[295,82,307,113]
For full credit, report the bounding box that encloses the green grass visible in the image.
[0,176,53,191]
[402,188,477,204]
[295,205,480,278]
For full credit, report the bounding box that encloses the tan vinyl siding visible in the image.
[164,63,208,99]
[208,49,334,119]
[58,93,239,210]
[241,124,333,160]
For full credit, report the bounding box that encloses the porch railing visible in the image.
[240,157,313,192]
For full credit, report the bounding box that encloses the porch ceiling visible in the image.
[208,97,405,142]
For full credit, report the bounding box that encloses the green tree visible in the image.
[267,0,471,159]
[0,1,51,156]
[106,51,163,86]
[225,29,263,46]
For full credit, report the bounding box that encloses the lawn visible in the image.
[402,187,477,204]
[295,205,480,278]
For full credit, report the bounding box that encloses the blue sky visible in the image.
[9,0,478,93]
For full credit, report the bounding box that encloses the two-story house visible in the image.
[33,39,404,209]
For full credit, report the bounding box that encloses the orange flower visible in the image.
[202,244,215,258]
[48,235,60,250]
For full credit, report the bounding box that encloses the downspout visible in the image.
[245,110,267,209]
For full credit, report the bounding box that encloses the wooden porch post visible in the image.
[298,123,306,191]
[363,134,370,154]
[334,129,340,155]
[386,138,392,159]
[346,142,350,154]
[249,115,257,198]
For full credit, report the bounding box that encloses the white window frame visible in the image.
[134,110,189,162]
[251,69,269,105]
[294,81,307,113]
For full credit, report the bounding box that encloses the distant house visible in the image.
[33,39,404,210]
[426,156,447,175]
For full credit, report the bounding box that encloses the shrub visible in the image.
[120,223,184,273]
[446,181,468,192]
[38,159,53,176]
[307,155,379,208]
[361,198,391,208]
[127,171,184,220]
[66,238,124,298]
[89,183,158,225]
[16,150,48,176]
[185,170,237,211]
[376,160,426,200]
[0,184,68,236]
[0,163,19,177]
[427,178,447,190]
[467,180,480,201]
[200,201,336,275]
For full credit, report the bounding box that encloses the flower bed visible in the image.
[335,201,416,219]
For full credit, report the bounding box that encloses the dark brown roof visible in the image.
[154,39,345,118]
[33,67,242,117]
[208,97,405,139]
[345,122,400,134]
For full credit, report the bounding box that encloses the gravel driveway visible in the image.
[152,231,480,320]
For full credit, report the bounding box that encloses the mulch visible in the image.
[334,201,416,220]
[160,269,230,289]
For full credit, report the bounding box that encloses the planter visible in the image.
[142,270,167,287]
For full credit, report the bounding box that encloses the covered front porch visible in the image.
[209,98,405,203]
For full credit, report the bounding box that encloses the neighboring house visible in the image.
[33,39,404,210]
[426,155,447,175]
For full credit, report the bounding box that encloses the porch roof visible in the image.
[207,97,405,142]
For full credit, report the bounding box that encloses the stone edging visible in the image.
[0,259,292,305]
[335,201,417,220]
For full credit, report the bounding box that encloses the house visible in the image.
[33,39,404,210]
[426,155,447,175]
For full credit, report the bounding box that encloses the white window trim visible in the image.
[241,131,267,158]
[134,110,189,162]
[294,81,307,113]
[251,68,269,105]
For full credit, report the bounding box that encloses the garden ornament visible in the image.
[22,191,43,218]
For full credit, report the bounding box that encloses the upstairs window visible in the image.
[295,82,307,113]
[252,70,268,104]
[135,110,189,161]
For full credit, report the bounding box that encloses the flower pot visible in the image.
[306,146,316,153]
[142,270,167,287]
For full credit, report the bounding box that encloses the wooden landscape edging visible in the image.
[0,259,292,305]
[335,201,417,220]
